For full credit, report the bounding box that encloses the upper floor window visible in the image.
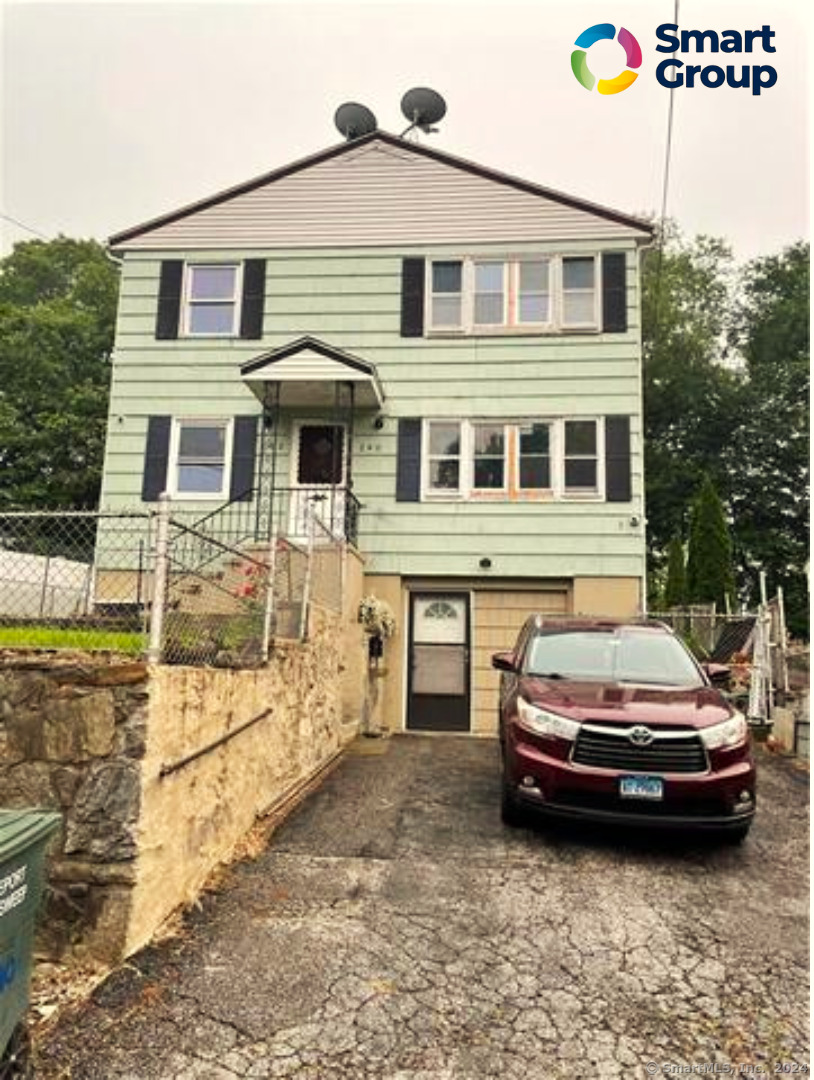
[426,254,597,335]
[562,257,598,328]
[430,261,464,330]
[169,418,233,498]
[183,264,242,336]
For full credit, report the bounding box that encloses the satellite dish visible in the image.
[334,102,378,140]
[400,87,447,133]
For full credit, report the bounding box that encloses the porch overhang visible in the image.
[240,335,385,409]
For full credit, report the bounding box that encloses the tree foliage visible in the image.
[726,242,810,636]
[686,475,736,610]
[642,227,809,635]
[663,536,687,609]
[0,237,118,508]
[641,224,742,558]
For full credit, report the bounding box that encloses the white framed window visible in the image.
[420,418,604,501]
[183,264,242,337]
[517,422,553,491]
[426,254,599,334]
[473,262,506,327]
[561,256,599,329]
[516,259,551,326]
[169,418,233,499]
[425,420,463,496]
[563,419,600,494]
[430,261,464,330]
[471,422,507,492]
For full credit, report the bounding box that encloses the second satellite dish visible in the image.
[400,88,447,132]
[334,102,378,141]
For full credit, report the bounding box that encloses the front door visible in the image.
[407,593,470,732]
[290,422,346,539]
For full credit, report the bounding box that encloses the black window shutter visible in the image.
[230,415,259,502]
[396,419,422,502]
[240,259,266,339]
[601,252,627,333]
[605,415,632,502]
[141,416,172,501]
[400,258,425,338]
[155,261,183,340]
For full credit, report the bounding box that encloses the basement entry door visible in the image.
[407,593,470,732]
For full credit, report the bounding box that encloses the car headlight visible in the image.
[699,711,748,750]
[517,698,580,741]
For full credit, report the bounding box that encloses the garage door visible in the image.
[472,589,570,735]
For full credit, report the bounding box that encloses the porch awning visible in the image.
[240,335,385,409]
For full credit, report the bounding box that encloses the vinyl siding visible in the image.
[100,241,645,580]
[116,142,649,251]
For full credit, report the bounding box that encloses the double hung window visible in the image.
[183,264,241,336]
[170,419,232,498]
[422,418,601,500]
[426,255,597,333]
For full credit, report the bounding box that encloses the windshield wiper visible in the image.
[528,671,566,680]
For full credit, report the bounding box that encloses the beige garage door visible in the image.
[472,589,570,736]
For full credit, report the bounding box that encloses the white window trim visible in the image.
[422,419,465,500]
[561,416,605,500]
[420,418,605,502]
[471,420,510,494]
[181,262,243,338]
[428,259,465,333]
[472,260,508,330]
[168,417,234,501]
[516,420,555,494]
[426,254,600,336]
[560,254,600,331]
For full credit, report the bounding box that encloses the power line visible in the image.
[0,211,50,241]
[651,0,680,347]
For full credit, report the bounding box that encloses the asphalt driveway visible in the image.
[38,735,809,1079]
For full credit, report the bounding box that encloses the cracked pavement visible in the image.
[37,736,809,1078]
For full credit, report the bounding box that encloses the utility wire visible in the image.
[0,210,50,241]
[650,0,680,350]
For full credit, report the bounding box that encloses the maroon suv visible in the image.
[492,618,756,841]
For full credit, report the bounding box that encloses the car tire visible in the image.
[501,774,526,828]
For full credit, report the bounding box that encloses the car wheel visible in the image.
[501,773,526,828]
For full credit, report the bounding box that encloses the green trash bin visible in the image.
[0,810,61,1075]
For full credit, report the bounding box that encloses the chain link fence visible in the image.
[0,493,352,666]
[0,510,153,654]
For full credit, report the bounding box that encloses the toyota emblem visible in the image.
[629,725,654,747]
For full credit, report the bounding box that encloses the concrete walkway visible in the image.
[38,735,809,1078]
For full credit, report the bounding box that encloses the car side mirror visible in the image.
[702,662,731,688]
[491,651,517,673]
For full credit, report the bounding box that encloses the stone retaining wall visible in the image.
[0,593,363,961]
[0,653,149,958]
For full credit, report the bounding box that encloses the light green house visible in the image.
[103,131,653,735]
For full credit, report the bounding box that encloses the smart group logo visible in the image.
[571,23,643,95]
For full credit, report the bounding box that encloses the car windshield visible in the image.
[525,629,702,687]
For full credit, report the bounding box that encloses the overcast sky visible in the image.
[1,0,809,262]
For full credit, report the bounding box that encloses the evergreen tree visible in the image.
[663,536,687,609]
[686,476,736,610]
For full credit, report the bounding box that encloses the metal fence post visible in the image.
[147,493,171,664]
[261,529,279,663]
[299,499,317,641]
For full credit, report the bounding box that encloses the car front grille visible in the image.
[572,723,708,774]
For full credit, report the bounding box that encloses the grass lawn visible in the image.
[0,625,145,654]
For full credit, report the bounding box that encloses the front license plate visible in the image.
[619,775,664,800]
